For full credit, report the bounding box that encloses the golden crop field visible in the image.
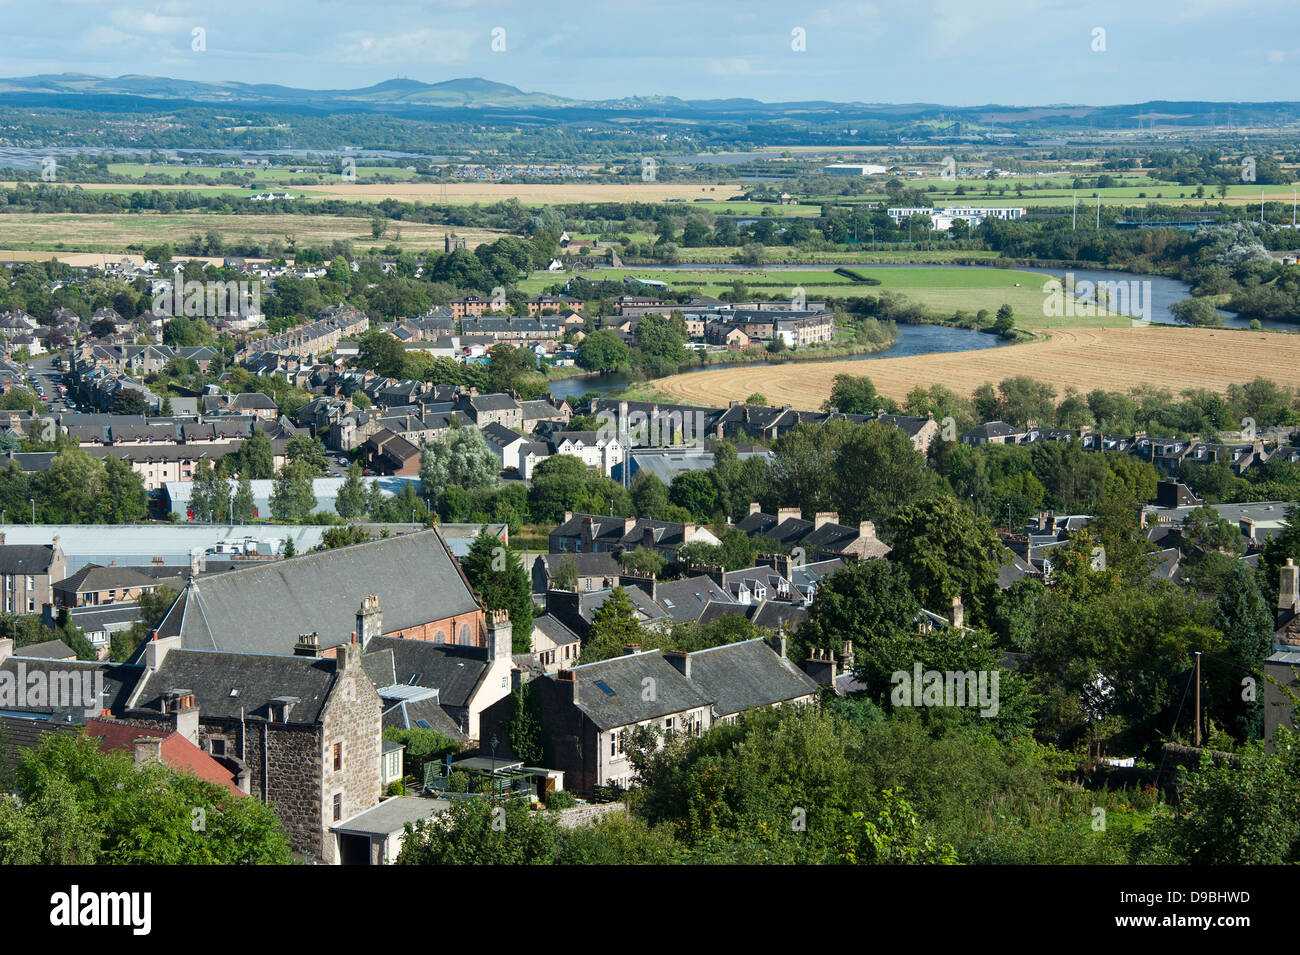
[651,326,1300,407]
[0,213,504,252]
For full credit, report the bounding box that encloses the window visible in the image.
[332,793,342,821]
[25,576,34,591]
[210,738,227,757]
[333,742,343,771]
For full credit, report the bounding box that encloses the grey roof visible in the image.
[566,650,712,729]
[684,638,819,717]
[0,657,141,722]
[15,638,75,659]
[381,696,468,740]
[362,636,489,710]
[165,529,479,654]
[332,796,450,837]
[129,648,340,723]
[53,563,159,594]
[532,613,581,647]
[653,576,733,622]
[0,543,57,575]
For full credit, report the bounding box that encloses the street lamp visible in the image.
[29,498,34,524]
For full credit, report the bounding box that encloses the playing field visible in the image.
[651,326,1300,406]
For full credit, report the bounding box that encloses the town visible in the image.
[0,4,1294,912]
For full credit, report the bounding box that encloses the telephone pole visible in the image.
[1194,651,1202,747]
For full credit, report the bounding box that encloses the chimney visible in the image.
[623,643,641,657]
[563,510,573,523]
[165,689,199,745]
[777,507,800,524]
[1240,517,1256,545]
[814,511,839,530]
[664,649,691,679]
[701,564,725,588]
[133,736,165,769]
[858,520,877,541]
[950,594,965,630]
[487,609,513,662]
[582,516,596,542]
[767,627,788,659]
[804,647,837,687]
[335,640,361,674]
[619,572,656,602]
[748,502,761,516]
[293,632,320,657]
[356,594,383,647]
[1280,559,1300,617]
[145,632,182,672]
[682,523,696,543]
[623,516,637,536]
[557,667,579,704]
[190,547,206,576]
[840,639,855,670]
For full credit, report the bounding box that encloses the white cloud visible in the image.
[334,28,477,66]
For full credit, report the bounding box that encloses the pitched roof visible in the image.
[0,543,57,575]
[683,638,819,717]
[129,648,340,723]
[83,718,243,795]
[163,529,479,654]
[564,650,712,729]
[362,636,490,710]
[54,563,159,594]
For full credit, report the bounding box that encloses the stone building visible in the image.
[124,630,383,863]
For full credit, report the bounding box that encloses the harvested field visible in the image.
[651,326,1300,407]
[0,213,503,252]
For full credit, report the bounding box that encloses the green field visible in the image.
[525,263,1127,328]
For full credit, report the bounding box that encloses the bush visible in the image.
[545,789,577,811]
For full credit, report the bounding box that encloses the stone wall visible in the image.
[318,643,383,864]
[554,801,627,829]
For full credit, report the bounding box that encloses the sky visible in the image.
[1,0,1298,106]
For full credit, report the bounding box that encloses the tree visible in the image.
[576,329,630,373]
[396,795,558,865]
[110,389,148,417]
[356,330,408,378]
[232,473,257,523]
[501,683,545,765]
[336,465,367,520]
[668,470,718,521]
[887,496,1005,626]
[419,422,500,503]
[190,460,229,524]
[551,554,580,591]
[231,430,275,480]
[269,462,316,524]
[1142,737,1300,864]
[1,733,291,864]
[285,435,330,476]
[461,529,533,653]
[631,474,669,520]
[98,455,147,523]
[581,587,645,663]
[619,546,666,577]
[798,558,920,662]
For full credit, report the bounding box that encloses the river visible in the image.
[545,262,1285,402]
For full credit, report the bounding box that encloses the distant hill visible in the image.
[0,74,1297,128]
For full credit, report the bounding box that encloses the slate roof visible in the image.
[129,648,339,723]
[684,638,819,717]
[16,638,75,659]
[532,613,581,647]
[54,563,159,595]
[161,529,479,654]
[0,543,57,575]
[362,636,489,710]
[0,656,141,722]
[652,576,733,622]
[381,696,468,741]
[565,650,712,729]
